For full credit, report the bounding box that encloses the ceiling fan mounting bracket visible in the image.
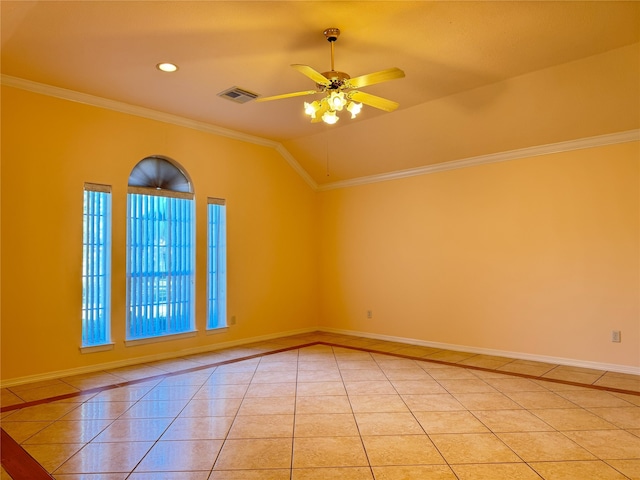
[323,28,340,42]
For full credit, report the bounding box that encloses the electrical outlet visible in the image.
[611,330,621,343]
[229,316,237,326]
[366,310,373,319]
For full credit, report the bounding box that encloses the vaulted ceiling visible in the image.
[2,1,639,187]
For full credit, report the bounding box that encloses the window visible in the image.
[126,157,195,341]
[208,198,227,329]
[82,183,112,347]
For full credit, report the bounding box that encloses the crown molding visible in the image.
[1,74,318,190]
[3,75,637,194]
[317,129,640,191]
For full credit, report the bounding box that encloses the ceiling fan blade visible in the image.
[291,64,331,85]
[255,90,319,102]
[349,91,399,112]
[347,67,405,89]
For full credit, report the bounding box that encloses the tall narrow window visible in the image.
[126,156,195,341]
[208,198,227,329]
[82,183,112,347]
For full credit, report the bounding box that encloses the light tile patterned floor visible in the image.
[1,331,639,479]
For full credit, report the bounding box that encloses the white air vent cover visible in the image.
[217,86,259,104]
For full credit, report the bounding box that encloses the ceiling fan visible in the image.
[255,28,405,124]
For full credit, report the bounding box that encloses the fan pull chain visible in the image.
[326,130,331,177]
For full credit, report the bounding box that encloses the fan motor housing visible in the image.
[319,70,350,90]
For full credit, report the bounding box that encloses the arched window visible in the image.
[126,156,195,340]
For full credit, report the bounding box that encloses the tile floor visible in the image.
[1,331,639,479]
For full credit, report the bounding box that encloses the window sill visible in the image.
[206,326,229,335]
[125,330,197,347]
[80,343,115,354]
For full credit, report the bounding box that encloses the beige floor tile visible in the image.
[251,370,298,383]
[595,373,640,393]
[160,415,234,440]
[179,397,242,417]
[6,402,83,422]
[339,369,387,382]
[337,360,379,370]
[458,355,513,370]
[423,351,477,363]
[92,417,172,442]
[483,377,549,393]
[134,439,222,472]
[414,411,489,434]
[344,380,396,396]
[245,383,297,398]
[55,441,154,474]
[380,368,432,381]
[297,381,347,396]
[206,372,254,385]
[401,393,465,412]
[228,414,294,438]
[542,366,605,384]
[60,372,124,390]
[214,438,292,470]
[237,396,296,415]
[1,388,25,407]
[292,436,368,468]
[497,431,595,461]
[295,395,352,414]
[292,467,373,479]
[60,401,134,420]
[119,399,188,418]
[436,379,497,394]
[556,389,636,408]
[294,413,359,437]
[192,384,249,399]
[23,442,85,472]
[471,409,553,432]
[1,419,51,443]
[430,433,521,464]
[297,370,342,382]
[139,385,200,401]
[531,408,618,431]
[355,412,424,436]
[505,391,580,409]
[423,366,479,380]
[372,465,457,480]
[128,472,210,479]
[530,460,630,479]
[88,384,155,403]
[157,369,215,386]
[53,473,129,479]
[348,394,408,413]
[23,419,111,444]
[389,380,447,395]
[587,406,640,429]
[606,459,640,479]
[362,434,445,465]
[452,392,522,410]
[209,470,290,480]
[452,463,542,479]
[497,360,556,377]
[256,362,298,373]
[564,429,640,459]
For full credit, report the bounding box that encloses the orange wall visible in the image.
[318,143,639,368]
[1,86,319,381]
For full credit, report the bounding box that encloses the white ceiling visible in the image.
[2,1,639,186]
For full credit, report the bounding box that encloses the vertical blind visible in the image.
[208,198,227,329]
[126,190,195,340]
[82,184,112,346]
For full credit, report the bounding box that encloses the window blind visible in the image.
[207,198,227,329]
[82,184,112,346]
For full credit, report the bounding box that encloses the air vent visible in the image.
[217,86,260,104]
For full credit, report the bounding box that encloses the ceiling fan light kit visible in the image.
[256,27,405,125]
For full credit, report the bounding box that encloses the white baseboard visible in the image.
[318,327,640,376]
[3,326,638,388]
[0,327,317,388]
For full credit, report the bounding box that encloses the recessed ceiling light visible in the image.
[156,62,178,73]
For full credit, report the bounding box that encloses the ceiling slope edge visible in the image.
[3,76,637,193]
[316,129,640,192]
[0,74,318,190]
